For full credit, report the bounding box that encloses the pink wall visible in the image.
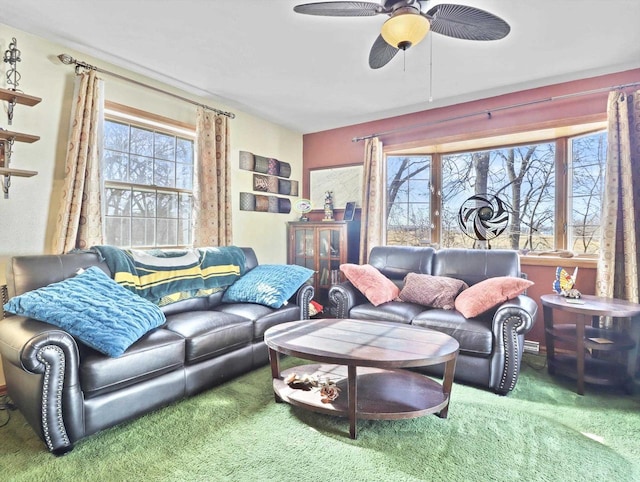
[302,68,640,197]
[302,68,640,349]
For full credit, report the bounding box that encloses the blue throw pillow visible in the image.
[222,264,314,309]
[3,266,166,357]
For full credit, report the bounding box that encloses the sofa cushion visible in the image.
[368,246,435,281]
[164,311,253,363]
[340,263,400,306]
[214,302,301,340]
[454,276,534,318]
[80,328,185,398]
[348,300,423,324]
[432,248,521,286]
[3,266,166,357]
[222,264,313,308]
[398,273,468,310]
[412,310,493,356]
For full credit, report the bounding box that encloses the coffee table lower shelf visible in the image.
[273,364,450,432]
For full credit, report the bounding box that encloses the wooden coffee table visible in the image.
[264,318,459,439]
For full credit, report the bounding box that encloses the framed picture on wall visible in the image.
[343,201,356,221]
[309,165,363,210]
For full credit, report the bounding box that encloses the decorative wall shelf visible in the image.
[0,95,41,198]
[0,129,40,143]
[0,87,42,107]
[0,167,37,177]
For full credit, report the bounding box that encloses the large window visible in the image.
[385,130,606,254]
[102,114,195,248]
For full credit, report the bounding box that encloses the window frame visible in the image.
[102,102,196,249]
[383,122,607,258]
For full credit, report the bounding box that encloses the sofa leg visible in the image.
[52,444,74,456]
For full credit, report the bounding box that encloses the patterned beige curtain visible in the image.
[51,70,104,254]
[359,137,384,263]
[596,90,640,328]
[193,107,232,246]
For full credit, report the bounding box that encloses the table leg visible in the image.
[576,315,586,395]
[438,355,457,419]
[268,348,282,403]
[543,305,556,374]
[626,316,640,393]
[348,365,357,439]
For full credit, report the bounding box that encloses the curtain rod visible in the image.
[57,54,235,119]
[352,81,640,142]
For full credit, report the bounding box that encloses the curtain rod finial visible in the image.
[58,54,74,65]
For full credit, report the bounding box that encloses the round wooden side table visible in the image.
[541,294,640,395]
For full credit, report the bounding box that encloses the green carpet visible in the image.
[1,355,639,482]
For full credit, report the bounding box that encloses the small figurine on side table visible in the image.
[553,267,581,298]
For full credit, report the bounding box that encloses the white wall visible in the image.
[0,23,303,385]
[0,23,302,284]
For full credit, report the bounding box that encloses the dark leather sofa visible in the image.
[329,246,538,395]
[0,248,313,455]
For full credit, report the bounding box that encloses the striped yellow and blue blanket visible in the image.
[91,245,246,306]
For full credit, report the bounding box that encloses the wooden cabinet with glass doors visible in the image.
[287,221,360,311]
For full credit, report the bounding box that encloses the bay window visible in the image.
[385,129,606,254]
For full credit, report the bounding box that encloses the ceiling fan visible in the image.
[293,0,510,69]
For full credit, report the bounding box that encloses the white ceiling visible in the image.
[1,0,639,134]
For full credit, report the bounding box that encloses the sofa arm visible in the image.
[328,281,367,319]
[294,283,315,320]
[0,315,83,455]
[489,295,539,394]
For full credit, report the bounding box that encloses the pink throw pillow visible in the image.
[340,263,400,306]
[454,276,534,318]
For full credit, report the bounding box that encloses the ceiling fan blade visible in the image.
[369,34,399,69]
[294,1,386,17]
[425,3,510,41]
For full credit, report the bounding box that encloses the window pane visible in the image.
[132,218,155,247]
[157,192,178,218]
[103,150,128,182]
[442,143,555,250]
[178,218,191,246]
[154,132,175,161]
[130,126,154,156]
[105,217,130,246]
[105,188,131,216]
[568,132,606,254]
[176,162,193,190]
[131,190,156,217]
[179,193,191,219]
[157,219,178,246]
[129,155,153,185]
[155,160,176,187]
[176,138,194,163]
[104,121,129,152]
[385,156,432,246]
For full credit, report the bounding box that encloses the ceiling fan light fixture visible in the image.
[381,11,430,50]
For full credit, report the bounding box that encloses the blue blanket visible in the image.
[92,246,246,306]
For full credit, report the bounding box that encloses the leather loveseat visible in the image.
[329,246,538,395]
[0,248,313,454]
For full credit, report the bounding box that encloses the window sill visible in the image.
[520,254,597,268]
